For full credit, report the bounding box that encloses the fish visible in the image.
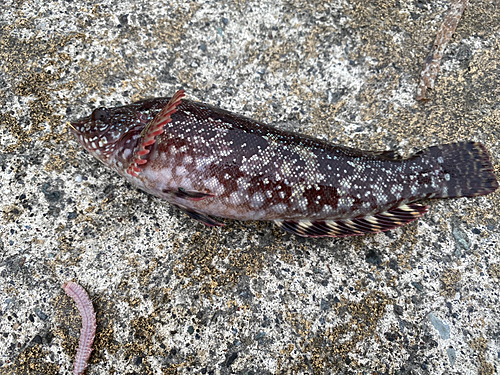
[70,89,498,238]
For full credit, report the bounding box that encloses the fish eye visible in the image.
[91,108,109,123]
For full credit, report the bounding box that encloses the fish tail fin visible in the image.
[424,142,498,198]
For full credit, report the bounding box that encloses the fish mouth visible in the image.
[69,116,91,136]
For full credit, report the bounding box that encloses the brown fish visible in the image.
[70,90,498,237]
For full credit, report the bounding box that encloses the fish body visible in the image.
[71,90,498,237]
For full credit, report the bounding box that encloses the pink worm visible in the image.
[62,281,97,375]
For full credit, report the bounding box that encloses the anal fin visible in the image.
[274,203,429,238]
[127,89,185,177]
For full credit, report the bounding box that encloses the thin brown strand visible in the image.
[416,0,469,101]
[62,281,97,375]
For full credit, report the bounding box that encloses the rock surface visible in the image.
[0,0,499,374]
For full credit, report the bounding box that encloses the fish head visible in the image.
[70,103,151,165]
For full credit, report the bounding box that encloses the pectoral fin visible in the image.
[175,188,215,201]
[163,187,215,201]
[173,204,224,227]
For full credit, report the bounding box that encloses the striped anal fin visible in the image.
[274,203,429,238]
[127,89,185,177]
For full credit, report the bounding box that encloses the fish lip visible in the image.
[69,116,90,135]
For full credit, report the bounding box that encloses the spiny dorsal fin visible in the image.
[274,203,429,238]
[127,89,185,177]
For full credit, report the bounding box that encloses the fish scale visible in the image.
[70,90,498,238]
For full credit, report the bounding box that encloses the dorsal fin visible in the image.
[274,203,429,238]
[127,89,185,177]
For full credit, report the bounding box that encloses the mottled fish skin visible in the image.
[70,91,498,237]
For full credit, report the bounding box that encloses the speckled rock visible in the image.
[0,0,499,374]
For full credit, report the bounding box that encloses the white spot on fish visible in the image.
[206,176,225,195]
[298,198,308,211]
[250,192,265,209]
[320,205,333,215]
[272,203,288,214]
[237,177,250,190]
[229,191,243,205]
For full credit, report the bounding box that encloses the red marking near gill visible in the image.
[126,89,186,177]
[62,281,97,375]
